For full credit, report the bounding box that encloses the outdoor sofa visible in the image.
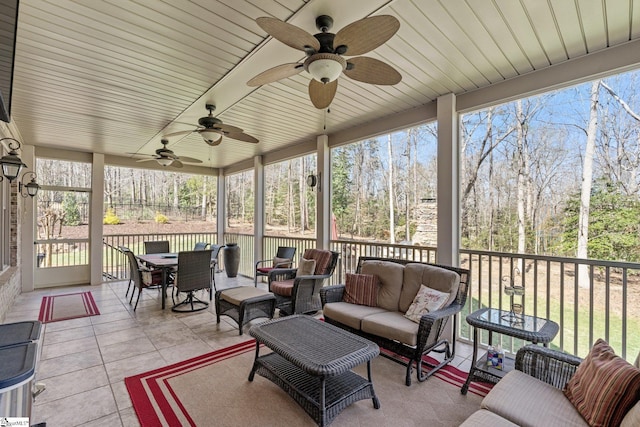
[461,342,640,426]
[320,256,469,386]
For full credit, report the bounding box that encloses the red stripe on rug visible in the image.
[38,291,100,323]
[125,340,256,427]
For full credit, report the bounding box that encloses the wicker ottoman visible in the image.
[215,287,276,335]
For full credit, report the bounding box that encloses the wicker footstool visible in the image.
[215,287,276,335]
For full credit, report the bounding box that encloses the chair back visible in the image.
[124,250,143,289]
[210,244,224,264]
[302,249,340,276]
[176,250,213,292]
[145,240,170,254]
[193,242,209,251]
[275,246,296,266]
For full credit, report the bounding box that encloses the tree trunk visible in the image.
[578,81,600,288]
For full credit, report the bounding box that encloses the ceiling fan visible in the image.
[247,15,402,109]
[131,139,203,168]
[164,104,258,146]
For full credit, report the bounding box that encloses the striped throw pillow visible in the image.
[564,339,640,427]
[343,273,379,307]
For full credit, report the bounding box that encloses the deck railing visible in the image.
[102,232,639,361]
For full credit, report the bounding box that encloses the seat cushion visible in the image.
[270,279,294,297]
[303,249,333,274]
[400,263,460,313]
[482,370,589,426]
[460,410,519,427]
[361,311,419,346]
[360,260,405,311]
[564,339,640,427]
[220,287,273,305]
[322,302,387,330]
[256,267,274,274]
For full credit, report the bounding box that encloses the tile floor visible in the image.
[2,275,475,426]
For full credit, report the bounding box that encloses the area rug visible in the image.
[38,291,100,323]
[125,340,485,427]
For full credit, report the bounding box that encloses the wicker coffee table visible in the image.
[248,315,380,427]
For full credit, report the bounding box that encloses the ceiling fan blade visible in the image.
[334,15,400,56]
[176,156,203,164]
[226,132,259,144]
[164,130,195,138]
[256,17,320,52]
[309,79,338,109]
[136,158,157,163]
[344,56,402,85]
[171,160,184,168]
[214,123,244,134]
[247,63,304,86]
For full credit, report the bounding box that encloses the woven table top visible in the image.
[249,315,379,377]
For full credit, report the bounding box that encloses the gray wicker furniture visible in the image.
[249,315,380,427]
[215,286,276,335]
[320,256,469,386]
[461,345,640,426]
[254,246,296,286]
[461,307,559,394]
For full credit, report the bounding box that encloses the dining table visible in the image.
[136,252,178,309]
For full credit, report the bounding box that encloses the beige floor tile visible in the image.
[36,365,109,404]
[44,316,93,332]
[95,326,148,347]
[83,412,124,427]
[119,407,142,427]
[42,325,95,345]
[104,351,168,383]
[92,318,139,335]
[158,339,214,364]
[100,336,157,364]
[111,381,133,411]
[37,348,104,380]
[33,384,117,426]
[41,335,98,360]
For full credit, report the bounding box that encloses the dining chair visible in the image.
[209,244,224,292]
[118,245,135,298]
[124,249,164,310]
[172,249,214,312]
[193,242,210,251]
[254,246,296,287]
[144,240,170,254]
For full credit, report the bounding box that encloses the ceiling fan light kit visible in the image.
[249,14,402,109]
[200,129,222,145]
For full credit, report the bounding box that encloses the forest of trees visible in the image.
[34,68,640,264]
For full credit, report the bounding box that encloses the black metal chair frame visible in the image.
[172,249,214,313]
[193,242,210,251]
[144,240,170,254]
[254,246,297,287]
[124,249,166,311]
[209,244,224,292]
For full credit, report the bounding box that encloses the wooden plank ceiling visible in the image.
[7,0,640,170]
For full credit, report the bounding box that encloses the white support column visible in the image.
[90,153,105,285]
[217,169,226,245]
[20,144,36,292]
[316,135,330,249]
[254,156,264,268]
[436,93,460,267]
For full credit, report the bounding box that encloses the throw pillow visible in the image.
[564,338,640,427]
[343,273,379,307]
[272,256,292,268]
[295,257,316,278]
[404,285,450,323]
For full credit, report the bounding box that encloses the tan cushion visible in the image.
[622,401,640,427]
[361,311,419,346]
[220,287,272,305]
[460,410,519,427]
[400,263,460,313]
[296,257,316,277]
[482,370,589,426]
[564,339,640,427]
[322,302,386,330]
[270,279,294,297]
[272,256,292,268]
[303,248,332,274]
[343,273,379,307]
[361,260,404,311]
[404,285,449,323]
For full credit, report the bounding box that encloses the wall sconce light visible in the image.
[19,172,40,198]
[307,172,322,192]
[0,138,27,182]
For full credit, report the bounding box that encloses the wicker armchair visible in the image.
[268,249,339,316]
[515,344,583,389]
[254,246,296,287]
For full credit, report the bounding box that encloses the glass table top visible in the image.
[479,308,548,333]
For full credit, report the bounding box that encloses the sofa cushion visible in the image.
[404,285,449,323]
[361,260,405,311]
[622,401,640,427]
[564,339,640,427]
[460,410,519,427]
[296,257,316,277]
[482,370,589,426]
[322,302,387,330]
[361,311,419,346]
[400,263,460,313]
[343,273,379,307]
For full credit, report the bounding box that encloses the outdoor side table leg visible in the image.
[248,341,261,381]
[461,326,479,395]
[367,360,380,409]
[320,377,326,427]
